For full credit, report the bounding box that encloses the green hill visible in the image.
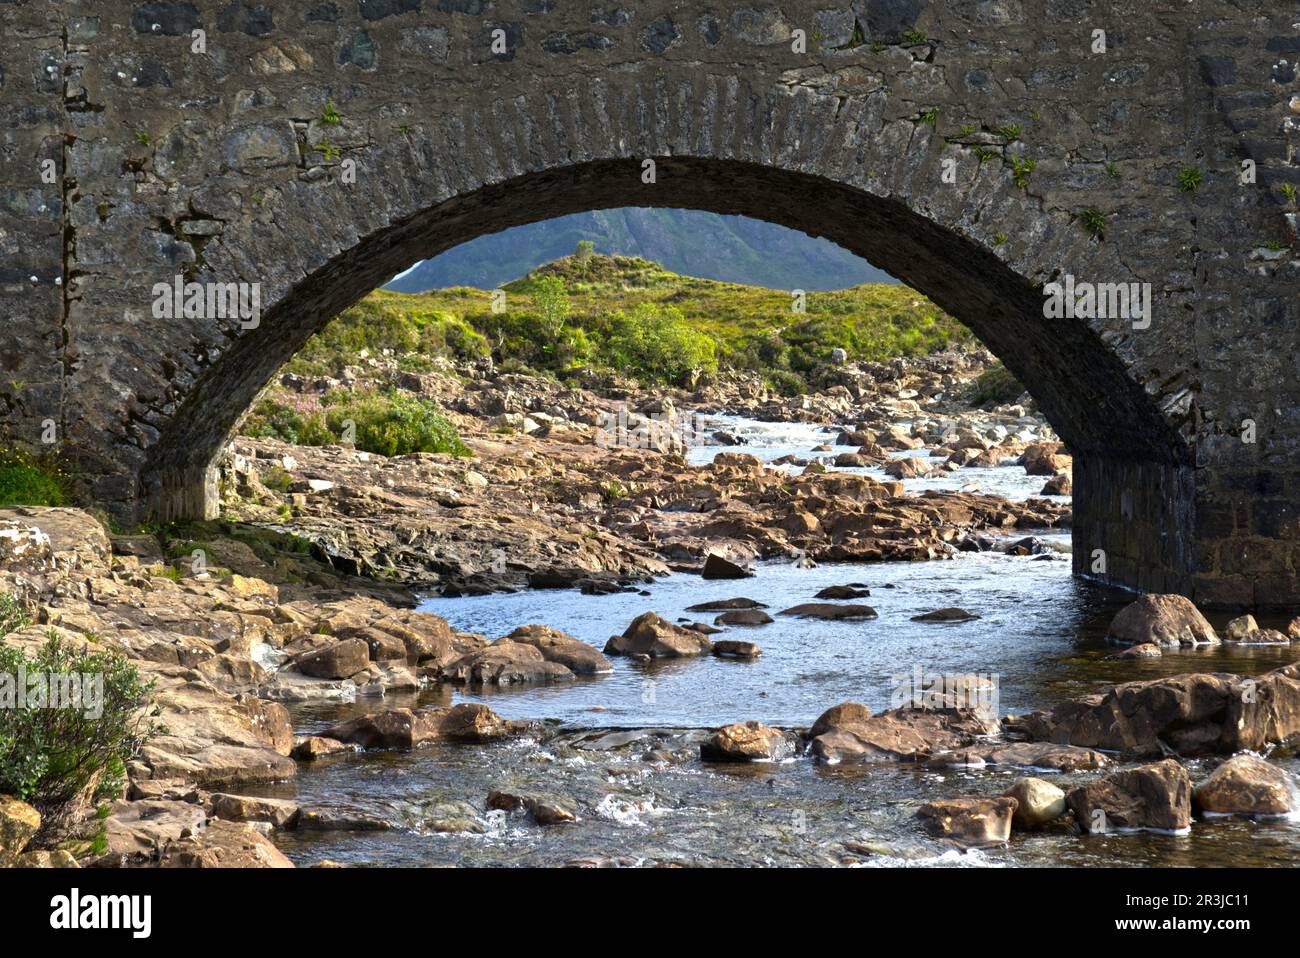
[292,253,972,395]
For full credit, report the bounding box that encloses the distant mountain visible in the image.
[385,208,897,293]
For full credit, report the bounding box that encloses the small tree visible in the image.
[531,275,571,342]
[575,239,595,259]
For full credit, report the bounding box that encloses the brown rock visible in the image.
[700,721,794,762]
[910,607,980,622]
[1194,754,1300,818]
[779,602,877,620]
[713,609,773,626]
[814,585,870,599]
[917,797,1017,846]
[685,598,768,612]
[929,741,1111,772]
[0,796,41,866]
[440,640,575,685]
[210,793,300,829]
[1107,594,1219,648]
[604,612,713,658]
[809,702,872,738]
[1040,473,1072,495]
[1019,668,1300,757]
[1225,614,1258,642]
[810,706,999,763]
[1003,778,1067,828]
[487,790,577,825]
[713,639,762,659]
[295,638,370,679]
[701,553,753,579]
[506,624,613,675]
[884,457,932,479]
[159,819,295,868]
[323,708,430,750]
[1104,642,1162,660]
[290,736,353,761]
[1067,759,1192,833]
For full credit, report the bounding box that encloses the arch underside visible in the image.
[146,156,1188,493]
[142,157,1196,597]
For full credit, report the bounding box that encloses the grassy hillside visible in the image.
[289,253,972,396]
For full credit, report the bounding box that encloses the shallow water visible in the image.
[685,413,1065,502]
[260,418,1300,868]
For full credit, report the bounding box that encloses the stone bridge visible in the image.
[1,0,1299,607]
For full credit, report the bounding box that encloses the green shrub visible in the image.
[0,448,67,507]
[963,364,1025,407]
[766,369,808,397]
[0,592,30,638]
[325,389,470,457]
[240,398,336,447]
[262,465,294,493]
[0,633,158,841]
[604,303,718,386]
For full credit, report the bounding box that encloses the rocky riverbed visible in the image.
[219,348,1069,594]
[3,351,1300,868]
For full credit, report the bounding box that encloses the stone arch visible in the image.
[5,0,1296,605]
[139,147,1193,591]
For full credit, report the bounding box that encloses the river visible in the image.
[256,416,1300,867]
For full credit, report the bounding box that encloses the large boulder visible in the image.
[700,722,795,762]
[1194,754,1300,818]
[137,673,296,788]
[323,708,430,750]
[701,553,753,579]
[1106,594,1219,648]
[808,705,999,764]
[1017,667,1300,757]
[917,797,1017,846]
[505,624,613,675]
[1003,778,1067,828]
[90,799,209,867]
[210,793,300,829]
[714,609,773,626]
[1021,441,1071,476]
[440,640,575,685]
[604,612,713,658]
[1067,759,1192,833]
[713,639,762,659]
[294,638,370,679]
[684,598,767,612]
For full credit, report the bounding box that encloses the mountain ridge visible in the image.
[385,208,896,293]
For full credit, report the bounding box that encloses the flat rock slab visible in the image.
[684,598,768,612]
[929,741,1111,772]
[779,602,878,620]
[910,607,980,622]
[810,706,1000,764]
